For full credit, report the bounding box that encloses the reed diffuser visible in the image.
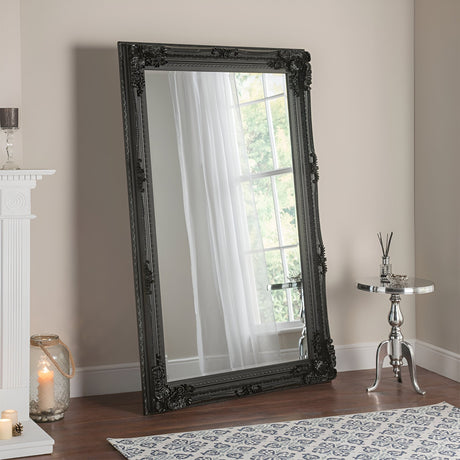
[378,231,393,282]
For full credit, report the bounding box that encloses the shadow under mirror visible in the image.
[146,70,306,382]
[118,42,336,414]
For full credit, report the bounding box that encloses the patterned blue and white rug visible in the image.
[108,402,459,459]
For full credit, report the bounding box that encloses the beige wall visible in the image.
[415,0,460,355]
[11,0,415,369]
[0,0,22,165]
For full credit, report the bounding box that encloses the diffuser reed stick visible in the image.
[377,231,393,258]
[378,232,393,282]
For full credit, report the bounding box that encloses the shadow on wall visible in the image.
[74,47,139,384]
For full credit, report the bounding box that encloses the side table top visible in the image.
[357,277,434,295]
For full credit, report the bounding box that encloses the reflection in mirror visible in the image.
[118,42,336,414]
[146,71,305,381]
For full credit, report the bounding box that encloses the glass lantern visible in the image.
[29,334,75,422]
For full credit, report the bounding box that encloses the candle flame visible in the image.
[38,356,52,373]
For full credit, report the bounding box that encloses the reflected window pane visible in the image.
[252,178,278,248]
[240,102,273,174]
[235,73,264,103]
[269,98,292,169]
[265,249,284,284]
[275,174,298,246]
[241,182,261,250]
[250,251,273,324]
[271,289,289,323]
[264,73,286,98]
[234,72,301,326]
[285,247,301,281]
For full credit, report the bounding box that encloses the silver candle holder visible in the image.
[0,108,20,170]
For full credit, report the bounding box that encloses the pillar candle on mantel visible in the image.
[0,410,17,426]
[38,363,55,412]
[0,419,12,440]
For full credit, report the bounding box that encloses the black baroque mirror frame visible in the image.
[118,41,336,415]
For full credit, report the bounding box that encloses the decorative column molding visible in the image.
[0,170,55,458]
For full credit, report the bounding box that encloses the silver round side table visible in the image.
[357,277,434,395]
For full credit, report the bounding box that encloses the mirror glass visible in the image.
[146,70,306,381]
[118,42,336,414]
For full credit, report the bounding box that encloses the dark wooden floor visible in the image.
[25,367,459,459]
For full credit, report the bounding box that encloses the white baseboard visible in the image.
[69,339,459,397]
[166,356,202,382]
[415,340,460,382]
[334,341,392,372]
[335,339,422,372]
[70,362,141,398]
[334,339,459,382]
[166,348,299,382]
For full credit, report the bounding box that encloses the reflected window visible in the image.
[232,73,302,325]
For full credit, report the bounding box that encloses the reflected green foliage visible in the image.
[276,174,298,246]
[270,98,291,168]
[271,289,288,323]
[265,250,284,284]
[235,73,264,103]
[240,102,273,173]
[252,178,277,248]
[285,248,301,280]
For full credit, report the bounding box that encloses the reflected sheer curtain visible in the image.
[169,71,281,374]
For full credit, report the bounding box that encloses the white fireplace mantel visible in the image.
[0,170,55,458]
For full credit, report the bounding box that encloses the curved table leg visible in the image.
[402,341,426,395]
[367,340,389,392]
[298,326,307,359]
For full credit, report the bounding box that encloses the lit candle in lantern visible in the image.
[0,419,12,440]
[0,410,17,426]
[38,359,55,412]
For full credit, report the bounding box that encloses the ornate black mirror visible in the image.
[118,42,336,414]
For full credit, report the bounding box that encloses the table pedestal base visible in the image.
[367,294,425,395]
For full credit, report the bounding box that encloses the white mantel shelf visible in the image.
[0,169,55,174]
[0,170,55,458]
[0,170,55,180]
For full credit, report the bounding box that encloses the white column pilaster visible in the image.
[0,170,55,459]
